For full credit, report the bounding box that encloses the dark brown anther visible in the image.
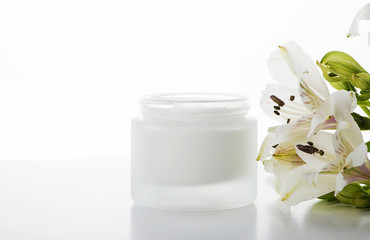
[319,150,324,156]
[272,144,279,148]
[274,110,280,116]
[274,106,280,110]
[286,118,290,124]
[307,141,313,146]
[290,95,295,101]
[296,144,320,154]
[270,95,285,107]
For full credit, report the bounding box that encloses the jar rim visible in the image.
[140,92,248,104]
[139,93,250,121]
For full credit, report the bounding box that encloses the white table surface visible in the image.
[1,158,370,240]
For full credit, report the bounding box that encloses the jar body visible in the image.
[131,116,257,210]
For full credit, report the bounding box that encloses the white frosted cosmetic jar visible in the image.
[131,93,257,210]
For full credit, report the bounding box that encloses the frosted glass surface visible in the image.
[0,158,369,240]
[131,117,257,210]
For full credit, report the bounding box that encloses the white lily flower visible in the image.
[261,42,356,136]
[309,89,357,136]
[295,116,367,195]
[258,122,338,205]
[259,42,367,206]
[259,116,367,205]
[320,119,367,194]
[261,42,329,125]
[347,3,370,46]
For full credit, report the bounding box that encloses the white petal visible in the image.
[283,174,336,206]
[295,151,327,171]
[324,118,366,174]
[308,114,336,137]
[278,164,316,198]
[278,164,336,205]
[257,132,276,161]
[266,158,299,180]
[347,3,370,46]
[268,42,329,100]
[299,73,328,112]
[306,90,355,136]
[273,116,312,143]
[345,142,367,167]
[335,172,346,194]
[329,90,357,121]
[281,42,330,99]
[260,83,310,123]
[295,131,335,170]
[321,159,342,175]
[263,160,275,173]
[310,131,335,153]
[268,49,299,87]
[335,119,364,157]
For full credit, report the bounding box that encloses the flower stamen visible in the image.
[296,144,320,154]
[270,95,285,107]
[297,143,326,156]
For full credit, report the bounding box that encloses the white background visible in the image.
[0,1,370,239]
[0,0,368,159]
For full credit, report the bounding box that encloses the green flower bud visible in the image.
[350,72,370,90]
[318,51,367,90]
[350,196,370,208]
[336,182,370,208]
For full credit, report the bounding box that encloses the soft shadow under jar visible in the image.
[131,93,257,210]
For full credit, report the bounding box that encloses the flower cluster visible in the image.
[258,4,370,208]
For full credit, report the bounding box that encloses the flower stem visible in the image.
[360,106,370,118]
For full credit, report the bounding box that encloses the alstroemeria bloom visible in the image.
[258,113,367,205]
[258,42,367,205]
[297,117,367,194]
[347,3,370,46]
[257,122,337,205]
[261,42,329,125]
[261,41,356,136]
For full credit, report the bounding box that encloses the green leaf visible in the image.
[360,90,370,95]
[318,191,339,202]
[351,112,370,130]
[366,141,370,152]
[357,101,370,107]
[318,191,335,200]
[357,92,370,101]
